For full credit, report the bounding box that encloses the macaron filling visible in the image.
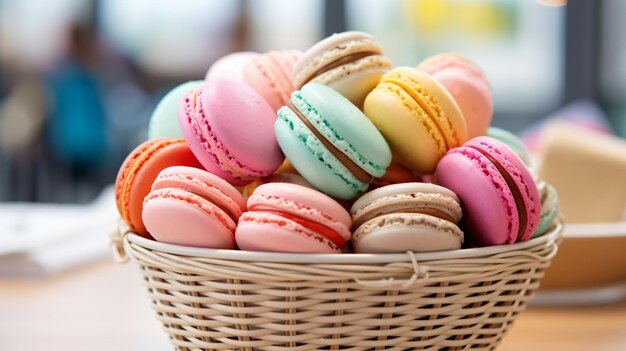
[299,50,380,88]
[353,207,457,230]
[285,100,373,184]
[260,210,346,248]
[466,144,527,241]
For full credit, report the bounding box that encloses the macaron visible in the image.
[418,53,492,139]
[370,162,422,189]
[487,127,531,165]
[243,50,302,111]
[275,159,298,175]
[351,183,464,253]
[533,180,559,238]
[241,172,315,199]
[114,138,203,237]
[235,183,352,253]
[364,67,468,174]
[436,136,541,246]
[205,51,260,82]
[142,166,246,248]
[275,83,392,200]
[293,31,392,107]
[178,79,284,186]
[148,81,204,139]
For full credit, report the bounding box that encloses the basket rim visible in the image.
[124,222,563,264]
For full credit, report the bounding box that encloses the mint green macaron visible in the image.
[275,83,391,199]
[148,81,204,139]
[487,127,531,165]
[532,181,559,238]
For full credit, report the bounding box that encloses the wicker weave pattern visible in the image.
[118,225,561,351]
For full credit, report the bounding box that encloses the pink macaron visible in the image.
[205,51,261,82]
[243,50,302,111]
[178,79,285,186]
[418,53,493,139]
[235,183,352,253]
[142,166,247,248]
[435,136,540,247]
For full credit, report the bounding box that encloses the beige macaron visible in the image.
[350,182,464,253]
[293,31,392,107]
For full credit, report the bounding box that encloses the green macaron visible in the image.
[275,83,391,199]
[148,80,204,139]
[533,180,559,238]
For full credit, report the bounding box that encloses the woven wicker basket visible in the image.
[111,221,563,351]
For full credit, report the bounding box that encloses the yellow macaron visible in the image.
[363,67,467,174]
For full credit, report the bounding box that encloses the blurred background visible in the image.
[0,0,625,204]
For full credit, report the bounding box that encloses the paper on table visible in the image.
[0,185,117,277]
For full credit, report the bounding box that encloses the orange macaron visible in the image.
[114,138,203,237]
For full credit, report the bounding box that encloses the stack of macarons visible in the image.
[115,30,559,254]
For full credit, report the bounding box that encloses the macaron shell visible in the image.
[487,127,531,165]
[116,139,203,237]
[152,166,247,220]
[436,148,517,246]
[244,50,301,111]
[275,159,298,174]
[241,173,314,198]
[148,81,204,139]
[533,182,559,238]
[249,182,351,239]
[466,137,540,241]
[312,55,392,107]
[352,182,460,214]
[353,213,463,253]
[143,190,236,248]
[418,54,491,140]
[363,67,467,173]
[429,68,492,139]
[126,142,203,236]
[351,182,462,229]
[418,53,485,81]
[178,89,241,183]
[275,106,366,199]
[299,83,392,177]
[294,31,384,88]
[265,172,313,187]
[390,67,468,147]
[364,86,443,173]
[206,51,260,82]
[179,80,284,185]
[235,212,340,253]
[201,80,284,176]
[115,139,161,221]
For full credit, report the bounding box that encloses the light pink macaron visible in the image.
[418,53,493,139]
[435,136,540,247]
[243,50,302,111]
[235,183,352,253]
[205,51,261,82]
[142,166,247,248]
[178,79,284,186]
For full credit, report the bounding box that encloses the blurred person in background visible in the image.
[0,73,46,201]
[43,21,107,202]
